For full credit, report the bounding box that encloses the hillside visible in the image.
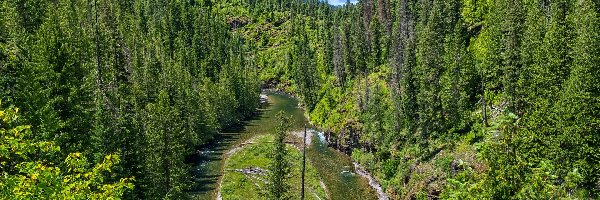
[213,0,600,199]
[1,0,599,199]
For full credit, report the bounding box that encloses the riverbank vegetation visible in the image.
[220,134,326,200]
[1,0,598,199]
[268,112,292,199]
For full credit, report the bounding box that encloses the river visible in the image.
[190,92,379,200]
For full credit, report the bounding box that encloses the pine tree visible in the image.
[0,0,63,143]
[519,0,547,113]
[291,20,318,111]
[268,111,291,200]
[415,0,445,139]
[362,82,392,153]
[523,0,573,167]
[333,25,347,86]
[441,20,471,134]
[556,0,599,190]
[142,90,189,199]
[501,0,523,113]
[390,0,418,140]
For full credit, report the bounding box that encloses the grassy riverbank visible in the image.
[195,93,379,200]
[220,135,327,200]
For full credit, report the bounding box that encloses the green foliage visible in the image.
[461,0,489,25]
[361,77,394,152]
[141,91,189,199]
[268,111,292,200]
[557,0,600,191]
[248,0,600,199]
[0,0,261,198]
[220,135,326,200]
[0,104,133,199]
[1,0,599,198]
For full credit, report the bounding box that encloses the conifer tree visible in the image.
[268,111,291,200]
[142,90,189,199]
[390,0,418,139]
[441,20,471,133]
[519,0,547,113]
[415,0,445,139]
[556,0,599,189]
[501,0,523,113]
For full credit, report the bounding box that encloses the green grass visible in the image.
[220,135,327,200]
[191,92,308,200]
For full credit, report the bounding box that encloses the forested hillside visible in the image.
[1,0,599,199]
[1,0,259,199]
[215,0,600,199]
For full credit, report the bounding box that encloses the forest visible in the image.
[1,0,599,199]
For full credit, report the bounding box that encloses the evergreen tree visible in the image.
[501,0,523,113]
[332,26,347,86]
[519,0,547,113]
[441,20,472,134]
[390,0,418,140]
[2,0,600,198]
[556,0,599,190]
[268,111,291,200]
[415,0,445,139]
[362,82,393,153]
[141,90,189,199]
[291,20,318,111]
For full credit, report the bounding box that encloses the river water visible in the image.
[191,92,378,200]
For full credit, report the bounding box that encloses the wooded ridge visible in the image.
[1,0,599,199]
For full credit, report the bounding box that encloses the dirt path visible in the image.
[224,140,256,157]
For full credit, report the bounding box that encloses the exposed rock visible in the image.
[231,167,268,177]
[289,129,314,147]
[450,159,465,176]
[260,94,269,104]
